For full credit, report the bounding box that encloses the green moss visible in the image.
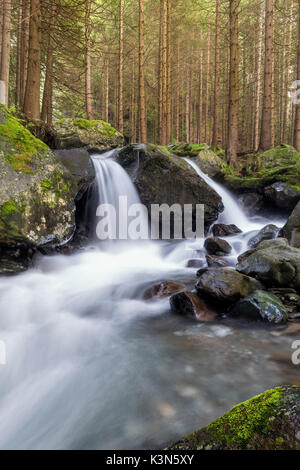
[0,105,48,173]
[72,117,122,138]
[0,201,18,217]
[40,171,72,201]
[189,388,283,450]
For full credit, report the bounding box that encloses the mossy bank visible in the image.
[0,106,78,273]
[168,386,300,450]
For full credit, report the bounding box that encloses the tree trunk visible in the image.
[0,0,12,106]
[293,0,300,151]
[23,0,41,120]
[138,0,147,142]
[259,0,274,151]
[85,0,93,120]
[212,0,220,147]
[253,0,264,151]
[204,31,211,143]
[283,0,294,143]
[118,0,124,133]
[227,0,239,167]
[19,0,30,109]
[16,2,22,107]
[41,2,56,125]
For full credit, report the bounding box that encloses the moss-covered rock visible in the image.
[0,106,78,272]
[168,386,300,450]
[117,144,224,234]
[168,142,209,157]
[54,118,124,152]
[230,290,288,323]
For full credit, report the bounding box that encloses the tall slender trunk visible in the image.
[166,0,172,143]
[118,0,124,133]
[227,0,239,167]
[254,0,264,151]
[259,0,274,151]
[174,39,180,141]
[85,0,93,120]
[103,55,109,122]
[16,2,22,106]
[23,0,41,120]
[20,0,30,109]
[0,0,12,106]
[283,0,294,143]
[212,0,220,147]
[205,31,211,143]
[293,0,300,151]
[41,2,56,125]
[138,0,147,142]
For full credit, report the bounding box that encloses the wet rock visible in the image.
[117,144,224,235]
[229,290,288,324]
[170,290,217,322]
[281,201,300,247]
[248,224,279,249]
[144,281,186,300]
[168,386,300,450]
[54,118,124,152]
[186,259,205,268]
[0,242,34,275]
[237,238,300,290]
[268,288,300,316]
[54,147,95,182]
[195,268,262,302]
[212,224,242,237]
[238,193,264,216]
[206,255,229,268]
[204,237,232,256]
[264,182,300,211]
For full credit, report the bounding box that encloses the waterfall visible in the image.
[183,158,262,232]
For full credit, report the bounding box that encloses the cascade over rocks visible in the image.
[204,237,232,256]
[168,386,300,450]
[229,290,288,324]
[170,290,217,322]
[117,144,224,234]
[195,268,262,302]
[237,238,300,290]
[0,106,78,273]
[248,224,279,248]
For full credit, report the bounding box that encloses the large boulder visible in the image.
[197,150,225,179]
[229,290,288,324]
[264,182,300,211]
[117,144,224,234]
[195,268,262,302]
[248,224,279,249]
[168,386,300,450]
[281,201,300,247]
[0,106,78,272]
[237,238,300,290]
[54,118,124,152]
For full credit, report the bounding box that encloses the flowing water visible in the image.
[0,150,294,450]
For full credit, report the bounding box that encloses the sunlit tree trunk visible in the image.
[253,0,264,151]
[85,0,93,120]
[138,0,147,142]
[41,2,56,125]
[0,0,12,106]
[118,0,124,133]
[212,0,220,147]
[293,0,300,151]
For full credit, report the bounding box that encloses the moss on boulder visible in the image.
[168,386,300,450]
[54,117,124,151]
[0,106,78,271]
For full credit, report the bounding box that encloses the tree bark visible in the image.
[293,0,300,151]
[20,0,30,109]
[85,0,93,120]
[259,0,274,151]
[205,30,211,143]
[138,0,147,142]
[23,0,41,120]
[0,0,12,106]
[212,0,220,147]
[41,2,56,125]
[253,0,264,151]
[118,0,124,133]
[227,0,239,167]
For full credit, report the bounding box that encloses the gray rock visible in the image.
[281,201,300,247]
[206,255,229,268]
[237,238,300,290]
[264,182,300,210]
[212,223,242,237]
[229,290,288,323]
[248,224,279,248]
[170,290,217,322]
[195,268,262,302]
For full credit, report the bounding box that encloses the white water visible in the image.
[0,150,291,449]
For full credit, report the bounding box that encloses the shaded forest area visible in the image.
[1,0,300,166]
